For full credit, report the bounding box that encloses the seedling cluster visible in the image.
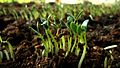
[0,36,14,63]
[0,2,120,68]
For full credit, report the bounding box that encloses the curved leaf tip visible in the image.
[81,19,89,27]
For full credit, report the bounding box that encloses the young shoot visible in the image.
[0,36,14,63]
[78,19,89,68]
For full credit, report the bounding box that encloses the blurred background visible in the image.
[0,0,119,5]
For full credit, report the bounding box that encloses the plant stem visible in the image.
[78,33,87,68]
[71,34,77,52]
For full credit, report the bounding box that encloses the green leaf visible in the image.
[13,9,19,19]
[23,10,29,20]
[81,19,89,31]
[29,26,44,41]
[32,9,39,20]
[81,20,89,27]
[67,15,74,28]
[7,42,14,61]
[26,8,33,20]
[11,10,16,20]
[75,10,83,21]
[67,16,74,23]
[70,22,77,33]
[20,11,25,19]
[2,8,7,15]
[77,25,81,35]
[79,33,84,44]
[45,29,54,55]
[44,40,49,57]
[48,30,58,55]
[48,39,54,54]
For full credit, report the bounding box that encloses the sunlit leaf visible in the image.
[32,9,39,20]
[81,19,89,32]
[81,19,89,27]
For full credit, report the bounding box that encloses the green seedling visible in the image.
[65,36,72,57]
[31,8,39,20]
[66,17,89,68]
[47,29,59,55]
[2,8,7,15]
[66,13,89,61]
[25,8,33,20]
[74,10,83,22]
[78,19,89,68]
[11,9,19,20]
[20,9,29,20]
[29,18,58,56]
[0,36,14,63]
[19,10,25,19]
[3,47,10,60]
[44,29,54,56]
[13,9,19,19]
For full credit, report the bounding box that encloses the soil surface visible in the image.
[0,3,120,68]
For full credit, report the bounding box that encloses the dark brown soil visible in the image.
[0,3,120,68]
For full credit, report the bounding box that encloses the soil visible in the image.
[0,3,120,68]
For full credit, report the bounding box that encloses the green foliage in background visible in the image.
[0,0,43,3]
